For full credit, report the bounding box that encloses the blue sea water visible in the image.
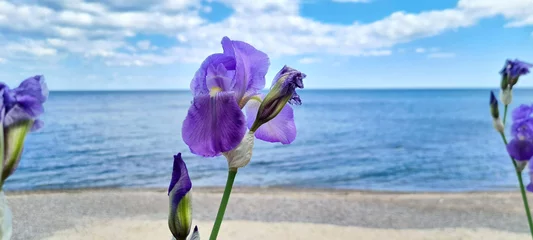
[4,89,533,192]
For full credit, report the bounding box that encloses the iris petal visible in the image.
[221,36,269,101]
[506,138,533,161]
[245,97,296,144]
[206,63,234,92]
[15,75,48,103]
[182,92,246,157]
[190,53,236,97]
[168,153,192,205]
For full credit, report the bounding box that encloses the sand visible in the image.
[5,187,533,239]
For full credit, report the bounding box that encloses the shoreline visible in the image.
[6,187,533,239]
[4,185,520,195]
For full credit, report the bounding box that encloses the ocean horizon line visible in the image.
[47,87,528,92]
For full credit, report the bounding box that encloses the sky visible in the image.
[0,0,532,90]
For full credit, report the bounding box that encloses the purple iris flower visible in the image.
[168,153,193,240]
[507,138,533,162]
[0,75,48,181]
[500,59,533,88]
[511,104,533,140]
[0,75,48,131]
[182,37,301,157]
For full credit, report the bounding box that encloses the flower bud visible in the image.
[493,118,504,134]
[2,120,32,181]
[223,131,254,169]
[489,91,499,119]
[168,153,193,240]
[250,66,305,131]
[500,88,512,106]
[500,59,532,89]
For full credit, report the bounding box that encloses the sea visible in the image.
[4,89,532,192]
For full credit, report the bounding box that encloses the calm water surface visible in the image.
[5,89,532,192]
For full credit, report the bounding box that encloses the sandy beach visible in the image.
[6,187,533,239]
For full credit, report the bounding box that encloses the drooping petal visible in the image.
[221,36,270,101]
[245,97,296,144]
[2,75,48,130]
[4,105,34,129]
[182,92,246,157]
[190,53,236,97]
[506,138,533,161]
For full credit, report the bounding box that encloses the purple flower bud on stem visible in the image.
[168,153,193,240]
[250,66,305,131]
[500,59,532,89]
[490,91,499,119]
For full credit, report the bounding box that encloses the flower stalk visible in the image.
[209,169,237,240]
[499,130,533,239]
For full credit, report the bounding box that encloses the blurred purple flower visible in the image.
[507,138,533,161]
[182,37,305,157]
[500,59,533,88]
[511,104,533,139]
[0,75,48,131]
[168,153,192,240]
[0,75,48,182]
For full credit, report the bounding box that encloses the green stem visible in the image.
[209,169,238,240]
[500,117,533,239]
[503,105,509,125]
[517,170,533,239]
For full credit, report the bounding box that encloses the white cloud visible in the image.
[0,0,531,68]
[428,52,456,58]
[298,57,322,64]
[458,0,533,27]
[4,40,58,57]
[0,58,6,63]
[136,40,158,50]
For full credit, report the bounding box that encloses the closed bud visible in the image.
[500,88,512,106]
[489,91,499,119]
[250,66,305,131]
[223,131,255,169]
[168,154,193,240]
[2,120,32,181]
[493,118,504,134]
[500,75,509,90]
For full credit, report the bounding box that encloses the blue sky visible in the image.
[0,0,532,90]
